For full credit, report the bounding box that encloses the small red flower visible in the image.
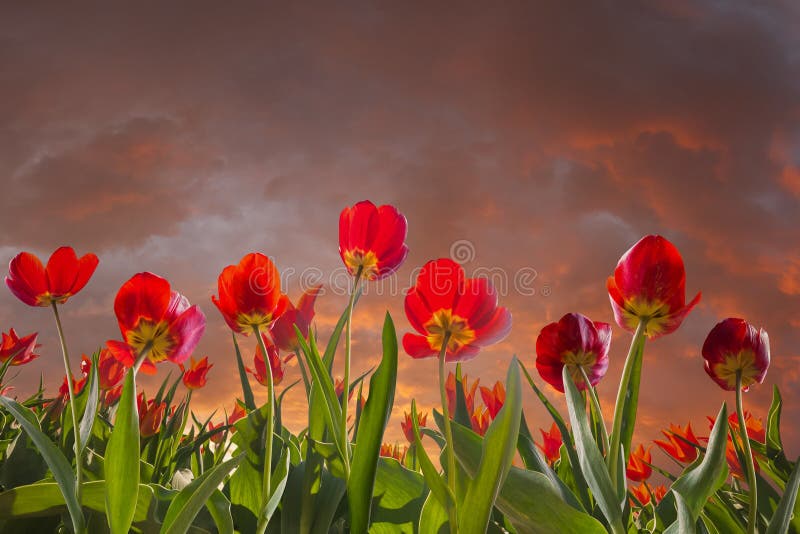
[0,329,39,366]
[535,313,611,393]
[626,444,653,482]
[212,253,289,334]
[102,385,123,407]
[339,201,409,281]
[228,401,247,426]
[6,246,99,306]
[113,272,206,367]
[630,482,667,507]
[334,377,356,401]
[404,259,511,362]
[470,406,491,436]
[181,356,214,390]
[137,393,166,438]
[653,423,700,464]
[536,423,563,465]
[607,235,701,338]
[479,381,506,419]
[80,348,126,390]
[702,318,770,391]
[401,409,428,443]
[247,334,292,387]
[379,442,407,463]
[207,421,226,444]
[445,372,479,416]
[59,374,87,398]
[269,285,321,353]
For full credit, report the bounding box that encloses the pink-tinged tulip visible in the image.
[113,272,206,367]
[247,334,292,387]
[269,285,321,354]
[470,406,491,436]
[404,259,511,362]
[535,313,611,393]
[536,423,563,465]
[401,409,428,443]
[0,329,39,366]
[626,444,653,482]
[212,253,289,334]
[339,201,409,281]
[6,246,99,307]
[181,356,213,390]
[479,381,506,419]
[702,318,769,391]
[653,423,700,464]
[607,235,701,338]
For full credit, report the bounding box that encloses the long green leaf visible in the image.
[348,312,399,533]
[413,399,455,514]
[370,457,427,532]
[105,369,140,534]
[562,366,624,533]
[458,357,522,534]
[206,490,234,534]
[232,333,257,411]
[78,350,100,455]
[261,447,290,526]
[765,456,800,534]
[0,396,85,533]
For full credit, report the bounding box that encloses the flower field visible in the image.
[0,200,797,533]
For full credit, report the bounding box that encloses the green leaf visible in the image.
[230,402,272,518]
[0,395,85,534]
[765,386,793,476]
[232,333,257,411]
[457,357,522,534]
[664,491,695,534]
[412,399,455,513]
[104,369,140,534]
[161,453,243,534]
[206,490,234,534]
[78,350,100,455]
[261,447,290,526]
[562,366,624,533]
[765,455,800,534]
[369,457,427,532]
[348,312,399,533]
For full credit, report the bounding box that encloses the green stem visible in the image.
[437,332,458,533]
[579,366,610,457]
[341,268,362,466]
[51,302,84,516]
[607,319,648,490]
[736,371,758,534]
[254,327,276,534]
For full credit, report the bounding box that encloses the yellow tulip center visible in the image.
[561,351,597,386]
[425,309,476,353]
[343,248,379,279]
[713,350,760,389]
[622,297,672,337]
[128,320,173,362]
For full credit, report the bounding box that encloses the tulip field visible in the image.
[0,200,797,533]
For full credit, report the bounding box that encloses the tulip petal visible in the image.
[402,333,437,359]
[45,247,81,297]
[6,252,48,305]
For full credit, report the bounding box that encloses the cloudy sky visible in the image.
[1,2,798,462]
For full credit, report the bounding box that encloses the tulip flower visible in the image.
[726,411,765,443]
[228,401,247,426]
[207,421,226,444]
[630,482,667,507]
[470,406,491,436]
[607,235,701,339]
[269,285,322,354]
[726,439,760,479]
[702,318,770,392]
[181,356,214,390]
[653,423,700,464]
[102,385,123,407]
[212,252,289,335]
[80,348,126,390]
[401,409,428,443]
[0,329,39,366]
[339,200,409,281]
[445,372,479,416]
[535,313,611,393]
[626,444,653,482]
[247,335,292,387]
[6,246,99,307]
[479,381,505,419]
[536,423,563,465]
[138,394,167,438]
[113,272,206,369]
[59,374,87,398]
[380,443,407,463]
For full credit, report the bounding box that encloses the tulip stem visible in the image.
[736,371,758,534]
[579,366,609,456]
[437,332,459,533]
[254,327,275,534]
[51,302,84,514]
[341,267,362,463]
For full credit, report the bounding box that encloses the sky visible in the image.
[1,2,799,465]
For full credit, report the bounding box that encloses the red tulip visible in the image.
[380,443,407,463]
[6,246,99,307]
[470,406,491,436]
[247,334,292,387]
[339,201,409,281]
[181,356,214,390]
[80,348,126,390]
[113,272,206,367]
[208,421,226,444]
[535,313,611,393]
[102,385,123,407]
[401,409,428,443]
[0,329,39,366]
[228,402,247,426]
[728,411,765,443]
[725,438,760,478]
[607,235,701,338]
[445,372,480,416]
[626,444,653,482]
[59,374,87,398]
[653,423,700,464]
[630,482,667,507]
[404,258,511,362]
[137,393,166,438]
[536,423,563,465]
[269,284,321,353]
[479,381,506,419]
[334,377,356,401]
[212,253,289,334]
[702,318,769,392]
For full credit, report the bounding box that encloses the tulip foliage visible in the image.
[0,211,797,534]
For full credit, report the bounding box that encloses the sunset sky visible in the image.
[1,2,798,461]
